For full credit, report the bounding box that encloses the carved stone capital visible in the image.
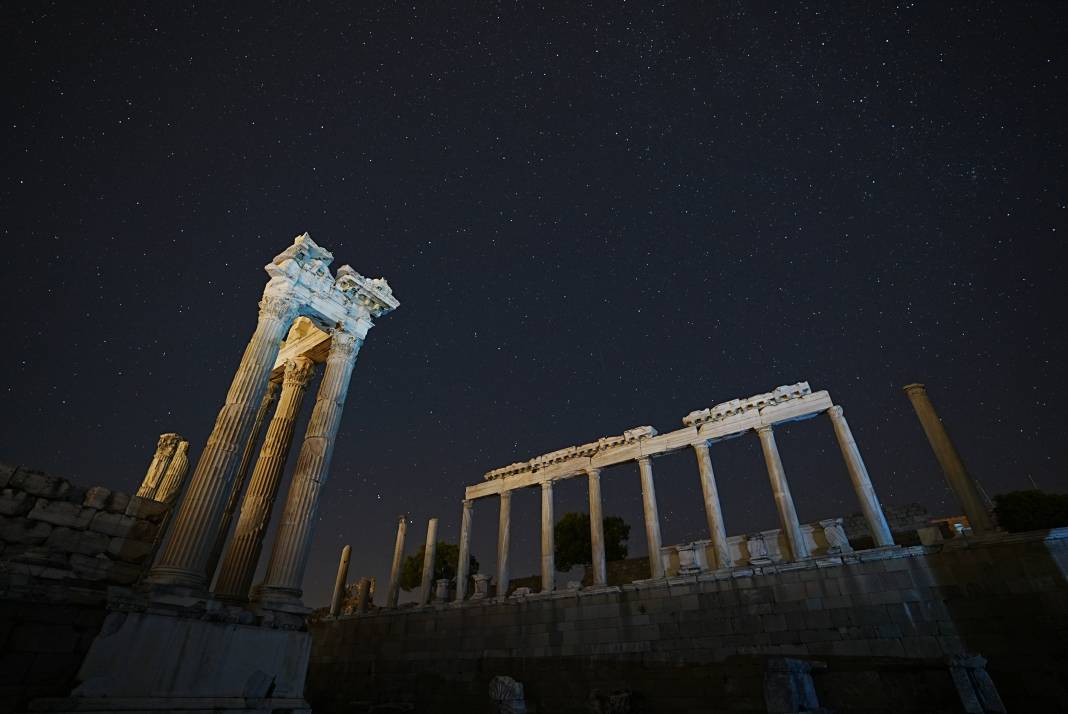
[156,433,182,451]
[258,294,299,322]
[828,405,844,419]
[756,424,774,435]
[282,356,316,388]
[326,330,362,361]
[902,383,927,395]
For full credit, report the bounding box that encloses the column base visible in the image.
[250,585,310,615]
[145,564,210,591]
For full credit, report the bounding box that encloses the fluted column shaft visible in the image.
[903,384,993,533]
[257,330,362,604]
[587,468,607,587]
[213,357,315,601]
[419,518,438,605]
[828,406,894,547]
[693,441,732,568]
[207,380,280,578]
[496,491,512,597]
[150,296,297,589]
[638,457,664,578]
[386,516,407,608]
[541,481,555,592]
[155,440,191,504]
[137,433,182,500]
[329,544,351,616]
[757,425,810,561]
[455,500,473,601]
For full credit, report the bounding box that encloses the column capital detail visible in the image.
[541,480,553,491]
[637,455,652,466]
[327,329,362,360]
[693,439,711,452]
[156,432,182,450]
[756,424,774,435]
[282,356,316,387]
[462,499,473,508]
[828,404,844,419]
[258,294,299,322]
[585,466,602,477]
[903,382,927,394]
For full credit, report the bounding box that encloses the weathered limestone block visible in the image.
[46,526,110,555]
[69,553,142,584]
[107,536,156,564]
[88,512,156,541]
[0,515,53,544]
[28,500,95,529]
[9,467,71,499]
[0,487,34,516]
[83,486,111,510]
[106,491,131,513]
[124,495,170,523]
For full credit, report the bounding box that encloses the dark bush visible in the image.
[993,490,1068,532]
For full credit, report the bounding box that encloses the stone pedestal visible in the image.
[434,578,450,602]
[471,573,490,600]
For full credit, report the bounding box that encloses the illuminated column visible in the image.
[692,441,732,568]
[214,357,316,601]
[637,456,664,578]
[154,439,190,504]
[136,433,182,500]
[418,517,438,606]
[496,490,512,598]
[757,425,809,560]
[148,294,297,589]
[541,481,555,592]
[587,467,607,587]
[828,406,894,546]
[903,384,994,533]
[329,544,351,617]
[385,516,407,608]
[256,329,362,607]
[455,499,473,601]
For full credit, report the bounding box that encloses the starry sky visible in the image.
[2,3,1066,606]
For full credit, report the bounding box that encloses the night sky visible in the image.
[3,3,1066,606]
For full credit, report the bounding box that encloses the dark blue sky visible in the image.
[2,2,1065,605]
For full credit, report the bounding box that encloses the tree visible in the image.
[993,490,1068,532]
[554,512,630,571]
[398,541,479,591]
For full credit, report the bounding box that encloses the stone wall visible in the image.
[308,529,1068,713]
[0,462,169,714]
[842,502,934,548]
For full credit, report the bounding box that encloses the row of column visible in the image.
[452,405,893,599]
[147,294,365,609]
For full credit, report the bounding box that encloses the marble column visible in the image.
[903,383,993,533]
[419,518,438,606]
[213,357,316,601]
[207,379,280,578]
[154,439,190,504]
[587,467,607,587]
[455,499,473,601]
[637,457,664,578]
[355,576,371,613]
[496,490,512,598]
[828,406,894,547]
[136,433,182,500]
[757,425,810,561]
[149,294,297,589]
[692,441,732,568]
[329,544,351,616]
[541,481,555,592]
[386,515,407,608]
[256,330,362,607]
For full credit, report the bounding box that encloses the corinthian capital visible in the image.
[157,433,183,451]
[258,294,299,322]
[282,356,316,388]
[828,405,844,419]
[327,329,363,360]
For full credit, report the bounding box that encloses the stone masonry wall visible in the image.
[0,462,170,714]
[308,530,1068,713]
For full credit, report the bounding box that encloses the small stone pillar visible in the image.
[154,439,190,504]
[455,499,473,601]
[540,481,555,592]
[329,544,351,617]
[419,517,439,606]
[472,573,490,600]
[692,441,732,568]
[903,383,994,533]
[136,433,183,500]
[828,405,894,547]
[434,578,450,602]
[355,576,372,613]
[496,491,512,598]
[757,425,810,561]
[385,515,407,608]
[637,457,664,578]
[586,467,607,587]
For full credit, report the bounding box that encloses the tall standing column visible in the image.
[757,425,810,561]
[214,357,316,600]
[828,406,894,547]
[149,294,297,589]
[541,481,555,592]
[496,490,512,598]
[587,468,607,587]
[903,384,993,533]
[386,516,407,608]
[455,499,473,602]
[155,439,191,504]
[137,433,182,500]
[329,544,351,616]
[256,330,362,607]
[207,380,280,578]
[692,441,732,568]
[637,457,664,578]
[419,518,439,605]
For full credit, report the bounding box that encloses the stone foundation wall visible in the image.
[0,462,169,714]
[308,530,1068,713]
